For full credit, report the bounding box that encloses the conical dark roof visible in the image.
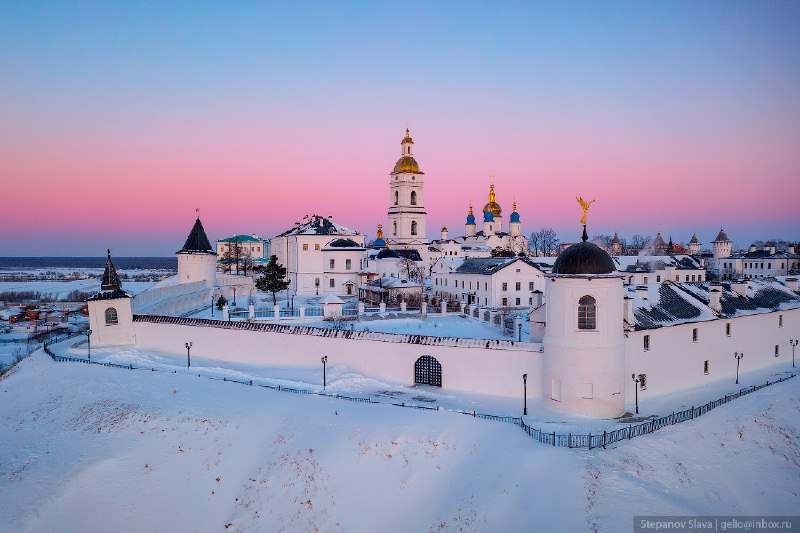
[87,250,129,301]
[714,228,730,242]
[178,217,215,254]
[101,249,121,291]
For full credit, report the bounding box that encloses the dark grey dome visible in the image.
[328,238,360,248]
[376,248,401,259]
[552,241,615,275]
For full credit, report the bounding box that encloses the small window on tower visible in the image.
[105,307,118,326]
[411,221,417,235]
[704,360,709,374]
[411,191,417,205]
[578,295,596,330]
[394,191,398,205]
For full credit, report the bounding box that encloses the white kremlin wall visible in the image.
[132,318,543,400]
[624,308,800,400]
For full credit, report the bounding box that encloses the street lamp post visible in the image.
[791,340,798,368]
[211,292,216,317]
[321,356,328,390]
[86,329,92,361]
[522,373,528,416]
[185,342,193,368]
[734,351,744,384]
[232,287,237,306]
[631,373,640,415]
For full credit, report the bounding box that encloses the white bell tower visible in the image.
[387,129,428,253]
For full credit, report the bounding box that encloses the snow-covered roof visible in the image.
[455,256,545,275]
[276,215,360,237]
[217,234,266,243]
[366,277,422,289]
[0,308,24,320]
[613,254,702,273]
[318,293,345,304]
[628,279,800,330]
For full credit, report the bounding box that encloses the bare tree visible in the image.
[629,234,652,255]
[592,234,613,252]
[529,228,560,257]
[398,257,423,282]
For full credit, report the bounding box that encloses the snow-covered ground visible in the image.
[1,345,798,531]
[0,278,154,299]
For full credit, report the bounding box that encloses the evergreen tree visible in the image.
[216,294,228,310]
[254,255,291,305]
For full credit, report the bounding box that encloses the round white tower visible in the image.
[482,210,496,236]
[508,200,521,237]
[688,233,701,255]
[712,228,731,260]
[387,129,427,250]
[177,215,217,289]
[542,227,625,418]
[465,204,477,238]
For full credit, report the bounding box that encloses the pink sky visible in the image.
[2,2,798,255]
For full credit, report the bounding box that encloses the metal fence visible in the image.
[40,337,796,450]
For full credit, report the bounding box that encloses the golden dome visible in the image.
[482,184,502,216]
[392,156,421,174]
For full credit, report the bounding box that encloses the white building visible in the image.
[215,234,269,273]
[614,254,706,285]
[705,228,799,280]
[270,214,365,296]
[432,256,548,308]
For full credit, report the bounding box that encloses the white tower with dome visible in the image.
[387,129,428,259]
[543,224,626,418]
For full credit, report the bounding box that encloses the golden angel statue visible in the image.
[576,196,595,225]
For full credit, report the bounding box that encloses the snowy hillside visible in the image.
[1,350,798,532]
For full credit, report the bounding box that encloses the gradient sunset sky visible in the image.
[2,1,799,256]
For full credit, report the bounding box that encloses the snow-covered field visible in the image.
[1,342,799,531]
[0,278,154,299]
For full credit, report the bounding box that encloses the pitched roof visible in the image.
[628,279,800,330]
[178,218,215,254]
[217,234,264,243]
[276,215,360,237]
[454,256,543,275]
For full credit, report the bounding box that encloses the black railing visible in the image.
[40,336,796,449]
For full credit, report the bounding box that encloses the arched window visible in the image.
[394,191,399,205]
[578,295,596,330]
[410,191,417,205]
[105,307,119,326]
[411,221,417,235]
[414,355,442,386]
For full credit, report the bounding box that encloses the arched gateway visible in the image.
[414,355,442,387]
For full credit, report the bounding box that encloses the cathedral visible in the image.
[381,128,528,274]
